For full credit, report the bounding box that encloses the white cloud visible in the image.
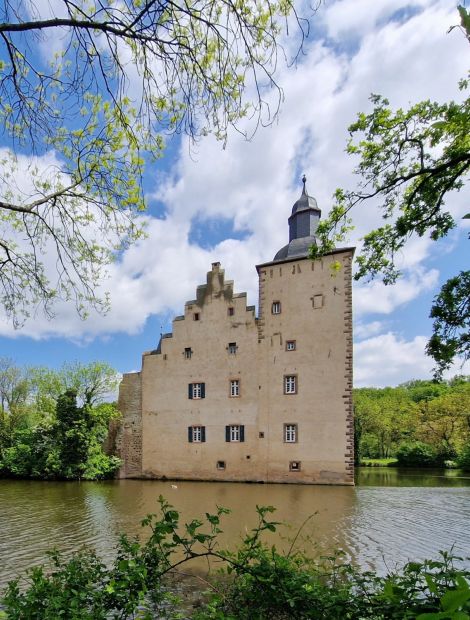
[354,332,469,387]
[354,320,386,340]
[354,268,439,316]
[1,0,467,380]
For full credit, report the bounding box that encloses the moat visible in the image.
[1,468,469,588]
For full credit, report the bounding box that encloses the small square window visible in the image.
[284,424,297,443]
[228,307,234,316]
[259,432,265,439]
[217,460,226,470]
[230,379,240,397]
[286,340,296,351]
[284,375,297,395]
[313,295,323,309]
[184,347,192,359]
[228,342,237,355]
[289,461,301,472]
[272,301,281,315]
[194,313,200,321]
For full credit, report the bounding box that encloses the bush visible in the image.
[396,441,439,467]
[457,445,470,471]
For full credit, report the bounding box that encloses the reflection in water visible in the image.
[1,470,469,588]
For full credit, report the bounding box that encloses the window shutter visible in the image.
[201,426,206,442]
[201,383,206,399]
[188,427,193,442]
[225,426,230,442]
[240,425,245,442]
[188,384,193,399]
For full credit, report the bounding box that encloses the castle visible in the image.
[116,178,354,485]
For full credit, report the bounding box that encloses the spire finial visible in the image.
[302,174,307,195]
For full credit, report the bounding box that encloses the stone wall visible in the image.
[116,372,143,478]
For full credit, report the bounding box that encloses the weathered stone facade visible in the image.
[117,181,354,485]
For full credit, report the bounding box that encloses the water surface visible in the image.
[1,468,469,588]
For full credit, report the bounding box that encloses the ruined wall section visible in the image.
[115,372,143,478]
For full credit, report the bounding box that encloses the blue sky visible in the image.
[0,0,468,386]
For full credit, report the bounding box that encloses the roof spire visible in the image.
[302,174,307,195]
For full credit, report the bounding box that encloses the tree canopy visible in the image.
[0,358,120,479]
[312,6,470,377]
[0,0,308,325]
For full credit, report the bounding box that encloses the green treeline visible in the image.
[0,359,120,480]
[354,376,470,469]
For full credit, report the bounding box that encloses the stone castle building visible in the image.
[116,178,354,485]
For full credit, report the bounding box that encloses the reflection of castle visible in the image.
[117,178,354,484]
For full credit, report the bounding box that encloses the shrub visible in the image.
[396,441,439,467]
[457,445,470,471]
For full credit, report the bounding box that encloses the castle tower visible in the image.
[116,177,354,484]
[256,178,354,483]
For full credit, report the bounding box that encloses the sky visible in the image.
[0,0,468,387]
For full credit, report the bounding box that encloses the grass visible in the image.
[360,458,398,467]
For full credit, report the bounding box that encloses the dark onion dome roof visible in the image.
[273,236,317,261]
[290,182,320,216]
[272,174,321,262]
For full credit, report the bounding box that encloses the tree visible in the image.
[354,387,416,458]
[54,389,90,477]
[0,0,308,325]
[416,383,470,456]
[426,271,470,376]
[0,357,29,413]
[0,357,32,451]
[311,6,470,377]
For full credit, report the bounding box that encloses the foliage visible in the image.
[0,0,310,325]
[396,441,440,468]
[354,378,470,465]
[457,444,470,471]
[1,390,120,480]
[2,498,470,620]
[311,6,470,374]
[427,271,470,378]
[0,358,121,480]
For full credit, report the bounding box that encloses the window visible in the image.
[284,424,297,443]
[259,431,265,439]
[184,347,192,359]
[217,460,226,470]
[228,307,234,316]
[194,312,200,321]
[188,426,206,443]
[272,301,281,314]
[225,425,245,442]
[284,375,297,395]
[228,342,237,355]
[230,379,240,397]
[286,340,296,351]
[289,461,301,472]
[188,382,205,399]
[313,294,324,309]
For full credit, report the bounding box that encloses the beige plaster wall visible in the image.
[257,250,354,484]
[117,252,354,485]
